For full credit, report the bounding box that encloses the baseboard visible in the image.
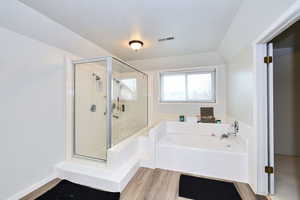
[7,174,57,200]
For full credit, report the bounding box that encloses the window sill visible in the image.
[158,100,217,104]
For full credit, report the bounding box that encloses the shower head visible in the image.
[113,78,120,84]
[92,73,101,80]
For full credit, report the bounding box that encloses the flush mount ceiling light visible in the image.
[129,40,144,51]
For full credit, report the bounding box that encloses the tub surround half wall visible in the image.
[11,121,249,199]
[154,121,248,183]
[55,121,248,195]
[55,128,146,193]
[226,116,255,189]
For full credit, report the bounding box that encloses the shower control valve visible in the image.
[90,104,97,112]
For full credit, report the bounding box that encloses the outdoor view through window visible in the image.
[160,70,215,102]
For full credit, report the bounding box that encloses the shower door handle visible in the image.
[113,115,119,119]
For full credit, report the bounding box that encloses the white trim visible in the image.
[254,1,300,44]
[7,174,57,200]
[253,43,268,195]
[267,43,275,195]
[159,69,216,103]
[253,0,300,195]
[65,56,75,161]
[106,56,113,150]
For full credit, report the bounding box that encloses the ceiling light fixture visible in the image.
[129,40,144,51]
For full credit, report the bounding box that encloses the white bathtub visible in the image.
[147,121,248,183]
[160,134,246,153]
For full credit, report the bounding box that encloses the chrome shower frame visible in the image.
[72,56,148,161]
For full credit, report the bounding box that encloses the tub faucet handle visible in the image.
[231,121,239,136]
[220,133,229,140]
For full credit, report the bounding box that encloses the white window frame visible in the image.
[159,69,216,103]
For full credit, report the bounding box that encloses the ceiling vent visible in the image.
[158,37,174,42]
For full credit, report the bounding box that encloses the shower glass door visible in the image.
[72,57,148,161]
[74,60,107,160]
[111,58,148,145]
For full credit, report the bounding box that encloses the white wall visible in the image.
[128,52,224,71]
[0,26,69,199]
[274,47,300,156]
[218,0,299,193]
[226,46,254,125]
[129,53,226,125]
[128,53,226,125]
[0,1,113,199]
[219,0,298,61]
[220,0,298,126]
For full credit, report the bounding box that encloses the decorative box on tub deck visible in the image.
[200,107,216,123]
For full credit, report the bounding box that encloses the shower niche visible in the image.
[73,57,148,161]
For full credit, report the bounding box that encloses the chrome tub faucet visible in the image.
[220,120,239,139]
[231,120,239,136]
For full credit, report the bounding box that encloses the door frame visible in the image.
[253,1,300,195]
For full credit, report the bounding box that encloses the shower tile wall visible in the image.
[111,64,148,145]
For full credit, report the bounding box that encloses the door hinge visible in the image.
[264,56,273,64]
[265,166,274,174]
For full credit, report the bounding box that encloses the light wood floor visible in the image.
[271,155,300,200]
[22,168,267,200]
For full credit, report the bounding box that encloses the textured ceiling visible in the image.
[20,0,242,60]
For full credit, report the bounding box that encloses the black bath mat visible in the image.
[179,175,242,200]
[36,180,120,200]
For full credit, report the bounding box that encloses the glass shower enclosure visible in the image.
[72,57,148,161]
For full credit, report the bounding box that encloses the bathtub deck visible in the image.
[21,168,268,200]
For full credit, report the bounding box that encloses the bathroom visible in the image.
[1,1,300,200]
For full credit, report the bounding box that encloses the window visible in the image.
[120,78,137,100]
[160,70,216,102]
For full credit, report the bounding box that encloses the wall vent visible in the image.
[158,37,174,42]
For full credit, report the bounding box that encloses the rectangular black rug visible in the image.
[179,175,242,200]
[36,180,120,200]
